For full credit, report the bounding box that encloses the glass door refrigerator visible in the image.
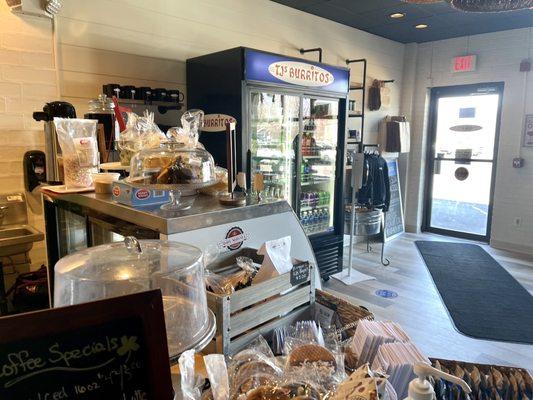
[187,47,349,279]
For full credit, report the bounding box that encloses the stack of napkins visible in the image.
[349,320,411,367]
[372,342,430,399]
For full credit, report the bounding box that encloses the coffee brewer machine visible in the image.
[33,101,76,184]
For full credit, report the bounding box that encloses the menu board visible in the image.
[384,158,404,242]
[0,290,173,400]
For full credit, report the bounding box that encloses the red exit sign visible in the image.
[452,55,477,73]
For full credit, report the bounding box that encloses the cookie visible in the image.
[246,385,291,400]
[288,344,336,368]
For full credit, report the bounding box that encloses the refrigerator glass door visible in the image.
[299,97,339,235]
[249,91,300,205]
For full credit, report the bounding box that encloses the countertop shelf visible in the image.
[42,192,290,235]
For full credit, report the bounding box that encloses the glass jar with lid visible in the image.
[54,237,215,359]
[84,94,119,163]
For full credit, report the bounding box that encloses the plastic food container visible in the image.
[92,172,120,193]
[54,237,215,358]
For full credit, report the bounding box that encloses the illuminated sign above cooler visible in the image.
[244,49,349,93]
[452,55,477,73]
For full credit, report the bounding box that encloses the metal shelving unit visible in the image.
[345,58,367,157]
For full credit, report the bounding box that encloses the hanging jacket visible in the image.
[368,80,382,111]
[357,154,391,211]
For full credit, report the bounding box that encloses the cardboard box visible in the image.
[112,180,169,206]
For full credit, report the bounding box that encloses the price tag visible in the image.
[290,263,310,286]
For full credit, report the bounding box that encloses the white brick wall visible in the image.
[0,2,57,268]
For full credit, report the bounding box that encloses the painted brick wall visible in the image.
[0,2,57,269]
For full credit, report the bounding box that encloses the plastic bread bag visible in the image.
[179,349,203,400]
[205,256,258,295]
[204,354,230,400]
[279,320,325,355]
[54,118,98,189]
[227,348,282,397]
[117,110,166,166]
[167,109,205,149]
[282,360,336,397]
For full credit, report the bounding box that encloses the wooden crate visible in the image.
[205,248,315,355]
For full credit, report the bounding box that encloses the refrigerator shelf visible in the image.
[301,179,333,186]
[300,204,329,212]
[303,116,338,120]
[253,155,288,160]
[303,224,332,235]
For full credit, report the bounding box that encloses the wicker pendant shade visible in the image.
[447,0,533,11]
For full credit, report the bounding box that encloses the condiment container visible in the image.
[54,237,215,358]
[92,172,120,193]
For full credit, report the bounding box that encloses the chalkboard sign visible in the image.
[290,262,310,286]
[0,290,173,400]
[384,158,404,241]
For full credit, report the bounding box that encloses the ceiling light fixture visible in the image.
[446,0,533,12]
[415,23,429,28]
[390,12,406,18]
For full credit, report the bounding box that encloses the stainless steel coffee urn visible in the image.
[33,101,76,184]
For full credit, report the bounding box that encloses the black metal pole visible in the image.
[299,48,323,63]
[346,59,367,153]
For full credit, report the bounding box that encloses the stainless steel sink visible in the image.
[0,225,44,257]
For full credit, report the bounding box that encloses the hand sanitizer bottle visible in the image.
[404,362,472,400]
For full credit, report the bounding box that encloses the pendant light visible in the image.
[447,0,533,11]
[401,1,442,3]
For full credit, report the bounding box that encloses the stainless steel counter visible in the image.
[43,191,292,235]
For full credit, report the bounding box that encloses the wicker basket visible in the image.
[315,289,374,337]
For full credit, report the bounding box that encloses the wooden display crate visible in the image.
[205,248,315,355]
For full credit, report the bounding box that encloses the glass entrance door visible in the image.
[424,83,503,241]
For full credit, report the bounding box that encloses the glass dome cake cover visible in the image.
[54,237,215,358]
[127,110,218,210]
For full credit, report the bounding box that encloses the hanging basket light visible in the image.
[401,1,442,3]
[447,0,533,12]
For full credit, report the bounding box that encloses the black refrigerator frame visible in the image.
[187,47,349,279]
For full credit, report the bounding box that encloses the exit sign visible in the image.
[452,55,477,73]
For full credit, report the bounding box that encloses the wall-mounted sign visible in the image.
[523,114,533,147]
[245,49,349,93]
[452,55,477,73]
[203,114,237,132]
[0,290,172,399]
[268,61,334,87]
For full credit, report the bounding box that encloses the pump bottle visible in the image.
[404,362,471,400]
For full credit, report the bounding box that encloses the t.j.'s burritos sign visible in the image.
[203,114,237,132]
[268,61,334,87]
[245,49,349,93]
